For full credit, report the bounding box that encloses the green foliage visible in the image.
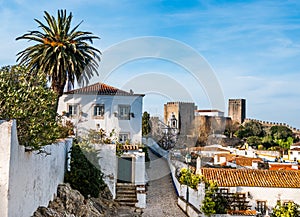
[178,167,228,215]
[235,121,264,139]
[16,10,101,98]
[64,141,105,198]
[86,128,116,144]
[142,111,151,136]
[275,137,293,150]
[270,126,293,140]
[246,136,262,147]
[201,180,228,216]
[178,168,203,189]
[0,65,65,149]
[272,201,300,217]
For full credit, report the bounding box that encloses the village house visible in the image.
[57,82,146,208]
[57,82,144,144]
[200,168,300,216]
[286,141,300,162]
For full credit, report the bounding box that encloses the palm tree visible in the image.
[16,9,101,99]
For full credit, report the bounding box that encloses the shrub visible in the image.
[64,140,105,198]
[0,65,63,149]
[178,167,203,189]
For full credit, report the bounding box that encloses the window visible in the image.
[93,104,105,118]
[257,201,266,214]
[68,104,78,117]
[118,105,131,120]
[119,133,130,143]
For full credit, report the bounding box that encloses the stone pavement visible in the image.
[142,149,187,217]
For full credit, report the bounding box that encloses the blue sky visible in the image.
[0,0,300,128]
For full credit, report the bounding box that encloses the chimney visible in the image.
[196,156,202,175]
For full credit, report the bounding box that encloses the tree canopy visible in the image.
[0,65,64,149]
[16,10,101,98]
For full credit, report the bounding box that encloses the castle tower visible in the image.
[228,99,246,124]
[164,102,196,136]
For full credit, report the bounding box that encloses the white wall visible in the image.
[0,120,72,217]
[232,186,300,212]
[94,144,117,199]
[58,94,143,144]
[95,144,146,208]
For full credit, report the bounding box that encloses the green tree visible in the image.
[272,201,300,217]
[235,121,264,139]
[270,126,293,140]
[0,65,62,149]
[275,136,294,150]
[142,111,151,136]
[246,136,262,148]
[64,141,105,198]
[16,10,101,101]
[201,180,228,216]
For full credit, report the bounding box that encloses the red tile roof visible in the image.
[121,145,140,150]
[235,157,263,167]
[201,168,300,188]
[291,142,300,147]
[191,146,230,153]
[269,163,297,171]
[228,210,256,216]
[65,83,144,96]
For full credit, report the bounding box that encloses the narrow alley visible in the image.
[142,148,187,217]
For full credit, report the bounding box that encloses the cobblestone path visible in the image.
[142,149,187,217]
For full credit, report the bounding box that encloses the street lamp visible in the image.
[185,152,191,204]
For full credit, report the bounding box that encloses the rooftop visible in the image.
[65,82,144,96]
[235,157,263,167]
[201,168,300,188]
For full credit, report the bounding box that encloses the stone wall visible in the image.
[0,120,72,217]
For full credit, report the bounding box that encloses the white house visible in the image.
[200,168,300,216]
[57,82,144,144]
[288,142,300,162]
[58,83,146,208]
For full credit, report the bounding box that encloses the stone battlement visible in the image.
[244,118,300,133]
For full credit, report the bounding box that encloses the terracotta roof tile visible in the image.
[269,164,296,171]
[235,157,263,167]
[121,145,140,150]
[291,142,300,147]
[228,210,256,216]
[201,168,300,188]
[191,146,230,153]
[65,83,144,96]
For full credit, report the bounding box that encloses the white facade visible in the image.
[195,109,224,117]
[0,120,72,217]
[57,84,144,144]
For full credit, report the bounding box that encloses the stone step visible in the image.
[117,185,136,190]
[117,201,137,207]
[116,195,137,201]
[115,198,138,203]
[117,189,136,194]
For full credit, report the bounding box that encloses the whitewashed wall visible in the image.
[232,186,300,212]
[95,143,146,208]
[0,120,72,217]
[94,144,117,199]
[58,94,143,144]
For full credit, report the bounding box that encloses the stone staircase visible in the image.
[115,183,138,207]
